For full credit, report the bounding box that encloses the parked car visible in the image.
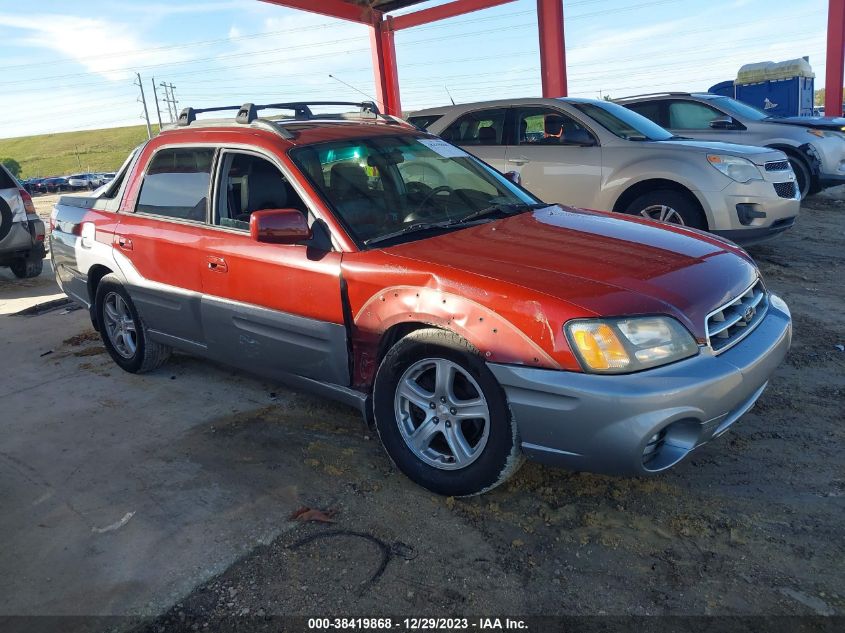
[0,164,46,278]
[43,177,70,193]
[67,173,98,190]
[410,98,799,244]
[50,100,791,496]
[21,177,44,194]
[616,92,845,198]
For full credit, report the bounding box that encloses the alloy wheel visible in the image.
[394,358,490,470]
[103,292,138,359]
[639,204,685,225]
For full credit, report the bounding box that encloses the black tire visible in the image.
[624,189,706,229]
[787,155,812,200]
[10,254,43,279]
[0,196,12,241]
[95,274,171,373]
[373,328,523,496]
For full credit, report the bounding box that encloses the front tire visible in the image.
[624,189,706,229]
[787,155,811,199]
[95,274,171,373]
[373,328,523,496]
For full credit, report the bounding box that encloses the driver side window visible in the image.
[667,101,722,129]
[215,152,306,231]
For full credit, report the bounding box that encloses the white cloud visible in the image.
[0,14,193,81]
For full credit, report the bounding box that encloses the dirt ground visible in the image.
[7,192,845,627]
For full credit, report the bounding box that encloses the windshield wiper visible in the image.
[363,203,547,247]
[363,221,454,246]
[450,202,548,225]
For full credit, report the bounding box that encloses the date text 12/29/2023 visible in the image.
[307,618,528,630]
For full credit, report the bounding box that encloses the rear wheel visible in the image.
[373,328,523,496]
[10,254,43,279]
[95,274,171,373]
[624,189,706,229]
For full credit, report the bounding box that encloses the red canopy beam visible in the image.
[391,0,516,31]
[826,0,845,117]
[537,0,567,98]
[371,19,402,115]
[258,0,380,24]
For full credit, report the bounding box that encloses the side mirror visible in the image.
[709,115,736,129]
[249,208,312,244]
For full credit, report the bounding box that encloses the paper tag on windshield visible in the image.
[417,138,469,158]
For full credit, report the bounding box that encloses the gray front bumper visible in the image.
[489,297,792,476]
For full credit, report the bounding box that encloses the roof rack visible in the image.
[174,100,401,137]
[614,92,692,101]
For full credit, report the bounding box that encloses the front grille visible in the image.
[706,279,768,353]
[764,160,790,172]
[773,181,797,198]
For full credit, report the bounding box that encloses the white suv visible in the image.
[410,97,800,244]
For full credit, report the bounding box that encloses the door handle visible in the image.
[116,235,133,251]
[507,157,530,165]
[206,255,228,273]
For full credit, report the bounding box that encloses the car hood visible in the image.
[652,139,785,164]
[770,115,845,131]
[384,206,759,340]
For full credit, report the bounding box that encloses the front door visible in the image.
[198,150,349,385]
[114,146,215,349]
[505,106,602,208]
[663,99,748,144]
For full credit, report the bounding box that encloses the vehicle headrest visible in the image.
[544,115,564,136]
[330,162,368,199]
[247,163,287,212]
[478,126,497,142]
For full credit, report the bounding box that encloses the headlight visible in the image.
[706,154,762,183]
[565,316,698,374]
[806,128,845,139]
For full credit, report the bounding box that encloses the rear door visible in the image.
[504,106,602,208]
[198,149,349,385]
[439,108,508,172]
[113,146,214,350]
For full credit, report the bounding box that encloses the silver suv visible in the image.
[0,164,46,278]
[617,92,845,199]
[410,98,800,244]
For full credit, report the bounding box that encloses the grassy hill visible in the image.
[0,124,160,179]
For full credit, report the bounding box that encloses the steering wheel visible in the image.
[405,185,452,222]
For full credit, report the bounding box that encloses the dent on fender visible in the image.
[351,284,561,388]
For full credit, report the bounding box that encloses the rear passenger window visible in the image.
[136,148,214,221]
[0,165,17,189]
[441,109,506,146]
[626,102,663,126]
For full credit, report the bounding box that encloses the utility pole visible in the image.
[160,81,178,123]
[150,76,163,130]
[135,73,152,140]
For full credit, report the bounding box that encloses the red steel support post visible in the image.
[826,0,845,117]
[369,18,402,116]
[536,0,567,98]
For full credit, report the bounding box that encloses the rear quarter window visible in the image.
[135,148,214,221]
[0,165,17,189]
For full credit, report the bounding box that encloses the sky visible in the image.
[0,0,830,139]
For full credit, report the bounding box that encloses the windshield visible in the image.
[708,96,770,121]
[289,134,539,246]
[570,100,673,141]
